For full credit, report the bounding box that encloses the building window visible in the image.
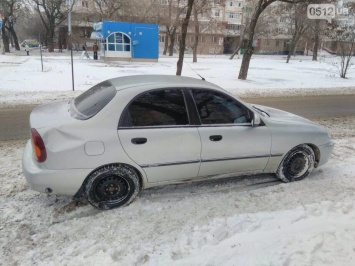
[276,28,285,34]
[229,13,240,19]
[106,32,131,52]
[200,35,205,43]
[238,2,242,7]
[265,40,270,47]
[275,40,279,46]
[280,17,287,23]
[95,1,107,8]
[214,9,220,17]
[82,0,88,8]
[160,0,168,5]
[229,1,233,6]
[244,7,253,13]
[227,24,241,30]
[190,35,195,43]
[159,35,165,43]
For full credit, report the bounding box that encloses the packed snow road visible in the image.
[0,115,354,265]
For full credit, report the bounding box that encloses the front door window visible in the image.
[191,89,251,124]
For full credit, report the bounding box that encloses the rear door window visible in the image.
[121,89,189,127]
[70,80,117,120]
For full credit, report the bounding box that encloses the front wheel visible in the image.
[276,145,315,182]
[84,164,140,210]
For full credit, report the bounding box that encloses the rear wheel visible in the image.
[85,164,140,210]
[276,145,315,182]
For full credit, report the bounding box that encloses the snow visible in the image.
[0,51,355,106]
[1,50,355,265]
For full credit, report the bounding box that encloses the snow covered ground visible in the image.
[1,118,354,266]
[0,51,355,265]
[0,50,355,106]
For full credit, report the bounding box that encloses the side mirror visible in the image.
[252,112,261,127]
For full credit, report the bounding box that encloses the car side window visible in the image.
[191,89,250,125]
[121,89,189,127]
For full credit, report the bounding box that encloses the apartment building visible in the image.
[60,0,313,56]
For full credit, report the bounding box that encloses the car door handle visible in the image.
[131,138,147,145]
[209,135,223,141]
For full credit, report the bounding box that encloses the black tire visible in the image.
[84,164,140,210]
[276,144,315,183]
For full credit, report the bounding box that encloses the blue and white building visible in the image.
[91,21,159,62]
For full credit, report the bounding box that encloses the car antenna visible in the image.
[184,60,206,81]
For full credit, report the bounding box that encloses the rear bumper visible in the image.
[318,141,334,167]
[22,140,92,196]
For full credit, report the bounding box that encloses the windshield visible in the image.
[70,80,117,120]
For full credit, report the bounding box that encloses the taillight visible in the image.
[31,128,47,162]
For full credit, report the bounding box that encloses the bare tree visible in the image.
[238,0,309,80]
[160,0,187,56]
[176,0,194,75]
[325,23,355,78]
[283,3,309,63]
[190,0,221,62]
[31,0,75,52]
[337,33,355,78]
[16,10,47,44]
[0,0,22,51]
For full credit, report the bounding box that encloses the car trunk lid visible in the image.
[30,100,73,129]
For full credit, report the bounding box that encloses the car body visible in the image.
[22,75,334,209]
[21,40,39,48]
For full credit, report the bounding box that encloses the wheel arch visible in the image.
[306,143,320,168]
[73,163,144,200]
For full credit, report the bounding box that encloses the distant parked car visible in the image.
[21,39,39,48]
[22,75,334,210]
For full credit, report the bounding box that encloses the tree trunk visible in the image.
[286,35,297,63]
[293,41,298,56]
[238,5,261,80]
[163,34,168,55]
[176,0,194,76]
[238,44,253,80]
[192,7,199,63]
[312,20,320,61]
[230,46,240,60]
[168,32,175,56]
[9,26,20,51]
[2,26,10,53]
[47,23,55,52]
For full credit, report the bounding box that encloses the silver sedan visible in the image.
[22,75,334,209]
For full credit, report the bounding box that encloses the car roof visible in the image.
[108,75,224,91]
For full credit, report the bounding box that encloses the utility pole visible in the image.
[39,33,43,71]
[68,1,74,91]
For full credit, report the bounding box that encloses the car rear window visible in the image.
[70,80,117,120]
